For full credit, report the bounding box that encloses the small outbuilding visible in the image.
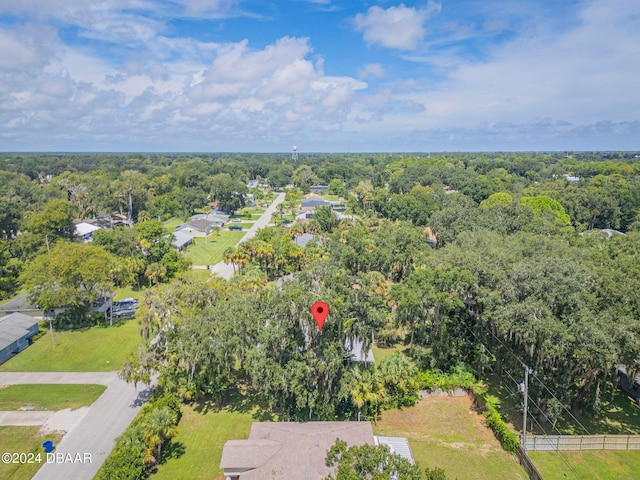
[0,313,40,365]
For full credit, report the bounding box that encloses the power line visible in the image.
[525,406,583,480]
[473,318,592,435]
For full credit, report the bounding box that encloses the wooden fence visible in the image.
[524,435,640,451]
[516,447,544,480]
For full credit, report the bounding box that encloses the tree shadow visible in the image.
[190,383,277,421]
[130,384,155,407]
[160,440,186,464]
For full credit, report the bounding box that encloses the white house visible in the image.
[74,222,101,242]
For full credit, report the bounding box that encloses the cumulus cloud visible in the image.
[358,63,385,78]
[1,0,638,151]
[343,0,640,151]
[353,2,441,50]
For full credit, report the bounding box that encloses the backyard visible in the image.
[485,376,640,435]
[373,395,528,480]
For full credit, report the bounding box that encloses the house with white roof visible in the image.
[74,222,101,242]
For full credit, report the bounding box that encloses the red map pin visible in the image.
[311,301,330,331]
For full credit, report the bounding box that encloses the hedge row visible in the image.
[472,384,520,454]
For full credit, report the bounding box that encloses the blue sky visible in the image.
[0,0,638,152]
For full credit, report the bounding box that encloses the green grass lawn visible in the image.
[0,384,106,411]
[184,269,212,281]
[184,231,245,265]
[321,194,341,201]
[114,285,145,301]
[371,343,406,362]
[163,217,185,231]
[0,320,144,372]
[0,427,62,480]
[149,404,255,480]
[529,450,640,480]
[373,396,528,480]
[555,389,640,435]
[485,376,640,435]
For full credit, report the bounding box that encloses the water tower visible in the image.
[292,145,298,161]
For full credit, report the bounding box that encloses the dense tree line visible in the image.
[4,151,640,424]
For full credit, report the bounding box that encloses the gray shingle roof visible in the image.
[0,313,39,351]
[301,198,331,208]
[172,231,193,249]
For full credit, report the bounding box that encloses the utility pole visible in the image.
[521,366,533,451]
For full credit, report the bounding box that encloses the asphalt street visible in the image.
[0,371,155,480]
[211,191,286,280]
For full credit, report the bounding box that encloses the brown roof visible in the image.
[188,219,213,232]
[220,422,374,479]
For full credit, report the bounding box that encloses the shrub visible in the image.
[417,366,476,391]
[472,384,520,454]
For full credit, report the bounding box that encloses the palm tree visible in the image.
[237,266,266,292]
[232,247,250,271]
[252,240,274,280]
[349,367,385,420]
[141,406,178,463]
[144,262,167,286]
[222,247,236,273]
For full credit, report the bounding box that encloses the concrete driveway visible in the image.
[0,371,155,480]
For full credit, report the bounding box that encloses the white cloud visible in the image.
[345,0,640,150]
[358,63,385,78]
[353,2,441,50]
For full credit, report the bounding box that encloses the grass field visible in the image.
[0,320,144,372]
[0,384,106,411]
[373,396,528,480]
[529,450,640,480]
[184,231,245,265]
[149,404,255,480]
[0,427,62,480]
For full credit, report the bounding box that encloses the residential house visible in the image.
[617,365,640,404]
[294,233,317,248]
[74,222,101,242]
[301,197,331,209]
[220,422,413,480]
[191,211,230,227]
[172,231,194,252]
[0,313,40,364]
[344,337,375,363]
[310,185,329,193]
[178,219,214,237]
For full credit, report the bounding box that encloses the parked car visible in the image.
[229,225,243,231]
[107,298,139,319]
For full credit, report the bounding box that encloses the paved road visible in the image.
[0,371,155,480]
[0,292,41,317]
[211,192,286,280]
